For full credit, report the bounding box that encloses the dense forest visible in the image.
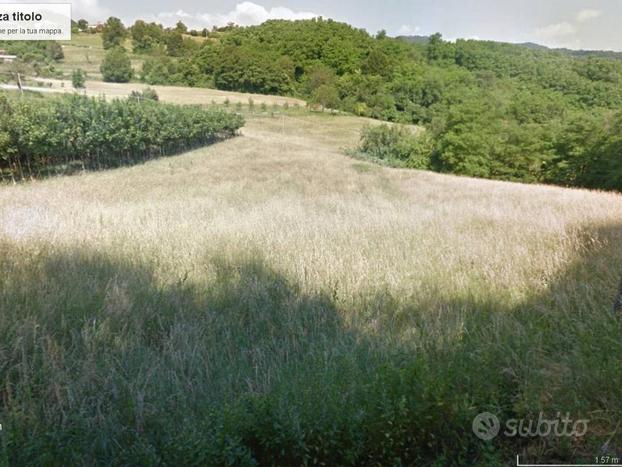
[4,17,622,190]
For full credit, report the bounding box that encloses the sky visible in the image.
[10,0,622,51]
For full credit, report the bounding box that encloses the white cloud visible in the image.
[535,22,577,40]
[158,10,192,19]
[155,2,319,29]
[534,9,602,49]
[14,0,109,21]
[576,9,602,23]
[397,24,420,36]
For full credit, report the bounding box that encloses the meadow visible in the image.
[1,110,622,464]
[56,33,141,80]
[30,77,307,107]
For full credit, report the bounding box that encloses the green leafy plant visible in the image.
[100,47,133,83]
[0,94,244,180]
[358,124,433,169]
[71,68,86,89]
[101,16,127,49]
[129,87,159,102]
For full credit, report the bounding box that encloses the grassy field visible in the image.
[30,77,307,106]
[1,111,622,464]
[57,33,142,80]
[1,32,307,107]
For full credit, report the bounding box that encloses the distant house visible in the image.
[88,22,104,33]
[0,50,17,63]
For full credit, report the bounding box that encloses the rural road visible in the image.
[0,83,61,94]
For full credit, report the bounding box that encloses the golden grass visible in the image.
[31,77,307,106]
[2,112,620,310]
[2,111,622,463]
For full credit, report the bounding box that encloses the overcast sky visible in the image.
[14,0,622,51]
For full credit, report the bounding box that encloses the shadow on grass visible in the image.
[1,134,237,183]
[1,223,622,465]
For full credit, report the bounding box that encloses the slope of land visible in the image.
[29,77,306,106]
[1,112,622,464]
[57,33,142,79]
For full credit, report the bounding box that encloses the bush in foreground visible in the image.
[1,240,621,465]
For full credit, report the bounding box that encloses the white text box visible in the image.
[0,3,71,40]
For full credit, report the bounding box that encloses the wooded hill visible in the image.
[117,18,622,191]
[6,17,622,191]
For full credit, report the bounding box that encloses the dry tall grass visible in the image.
[1,112,622,464]
[31,77,307,106]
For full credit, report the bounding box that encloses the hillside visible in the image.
[1,110,622,464]
[29,77,306,106]
[400,35,622,59]
[4,19,622,191]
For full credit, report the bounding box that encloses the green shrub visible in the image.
[140,56,176,85]
[312,84,340,110]
[45,41,64,60]
[101,16,127,49]
[0,94,244,180]
[100,47,133,83]
[71,68,86,89]
[358,124,433,169]
[129,87,159,102]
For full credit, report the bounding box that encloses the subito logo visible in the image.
[472,412,500,440]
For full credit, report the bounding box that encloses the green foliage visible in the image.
[358,124,432,168]
[312,84,340,110]
[150,18,622,190]
[100,47,133,83]
[45,42,64,60]
[77,19,89,31]
[165,32,185,57]
[304,63,337,94]
[71,68,86,89]
[549,110,622,190]
[130,20,164,53]
[101,17,127,50]
[362,48,394,76]
[0,40,64,63]
[140,55,175,84]
[0,94,244,180]
[175,21,188,34]
[220,18,373,77]
[3,241,618,465]
[213,45,293,95]
[427,33,456,64]
[11,16,622,189]
[129,87,158,101]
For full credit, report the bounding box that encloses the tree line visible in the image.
[6,16,622,191]
[86,17,622,190]
[0,93,244,181]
